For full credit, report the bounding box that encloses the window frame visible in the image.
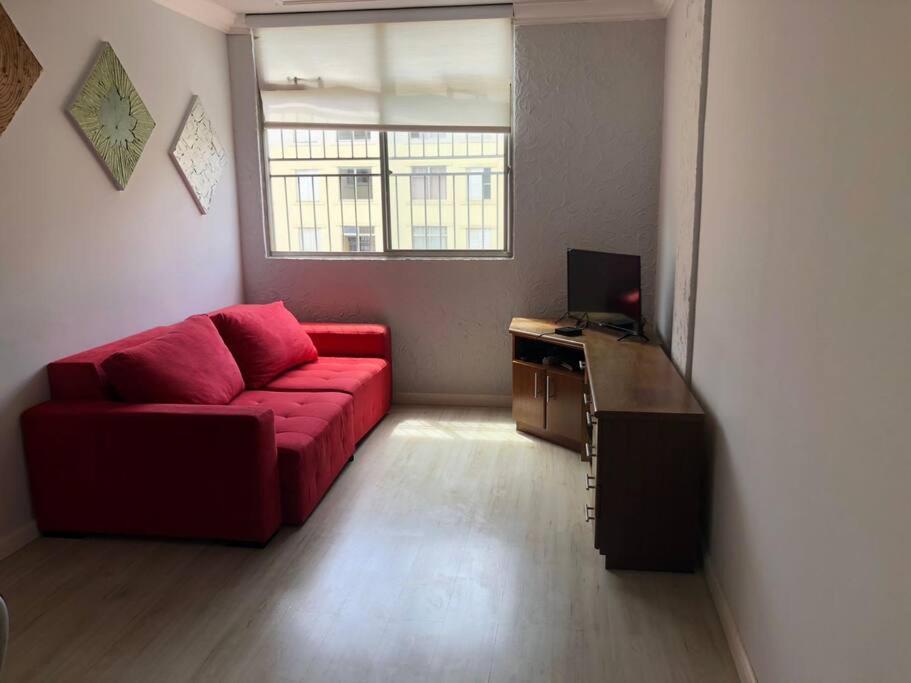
[263,127,513,260]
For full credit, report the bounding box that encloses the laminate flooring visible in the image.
[0,406,738,682]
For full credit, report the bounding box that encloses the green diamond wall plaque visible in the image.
[68,43,155,190]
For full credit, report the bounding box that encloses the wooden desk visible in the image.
[509,317,705,572]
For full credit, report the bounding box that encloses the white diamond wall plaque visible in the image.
[170,95,226,214]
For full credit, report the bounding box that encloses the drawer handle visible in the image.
[533,372,538,398]
[584,504,595,523]
[585,473,595,491]
[579,360,587,371]
[585,411,593,429]
[582,392,590,408]
[585,442,597,460]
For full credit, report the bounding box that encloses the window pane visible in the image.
[268,129,382,253]
[412,225,448,250]
[389,131,507,251]
[268,128,508,254]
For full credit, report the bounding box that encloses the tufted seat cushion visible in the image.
[265,357,391,442]
[231,391,355,524]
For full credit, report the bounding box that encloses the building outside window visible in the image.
[412,225,448,250]
[342,225,375,252]
[467,227,496,250]
[297,170,320,202]
[468,168,492,201]
[410,166,448,201]
[340,168,373,200]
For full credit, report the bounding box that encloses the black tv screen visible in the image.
[567,249,641,321]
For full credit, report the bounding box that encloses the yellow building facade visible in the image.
[267,129,508,254]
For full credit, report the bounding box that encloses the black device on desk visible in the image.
[555,326,583,337]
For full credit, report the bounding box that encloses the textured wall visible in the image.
[695,1,911,680]
[0,0,243,556]
[655,0,708,375]
[233,21,665,398]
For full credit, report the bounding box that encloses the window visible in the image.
[411,166,447,200]
[265,128,509,255]
[468,168,492,201]
[338,130,370,142]
[256,9,512,256]
[412,225,448,250]
[340,168,373,200]
[343,225,375,252]
[297,171,320,202]
[301,228,320,251]
[468,227,496,250]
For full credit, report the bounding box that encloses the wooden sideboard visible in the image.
[509,317,705,572]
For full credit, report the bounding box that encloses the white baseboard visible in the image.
[394,392,511,408]
[704,555,758,683]
[0,520,39,561]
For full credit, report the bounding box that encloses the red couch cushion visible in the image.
[102,316,244,405]
[211,302,318,389]
[231,391,356,524]
[48,324,181,401]
[265,357,391,442]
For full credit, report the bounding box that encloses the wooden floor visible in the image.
[0,406,738,683]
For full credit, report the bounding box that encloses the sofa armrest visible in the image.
[299,323,391,361]
[21,401,281,543]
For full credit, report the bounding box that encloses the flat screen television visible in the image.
[567,249,642,323]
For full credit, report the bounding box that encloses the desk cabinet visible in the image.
[512,361,583,451]
[510,318,705,573]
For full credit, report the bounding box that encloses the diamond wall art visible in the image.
[170,96,226,214]
[0,2,42,137]
[68,43,155,190]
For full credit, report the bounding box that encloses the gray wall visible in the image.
[655,0,708,374]
[232,21,665,400]
[695,1,911,680]
[0,0,243,556]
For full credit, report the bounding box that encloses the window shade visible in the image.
[254,9,513,131]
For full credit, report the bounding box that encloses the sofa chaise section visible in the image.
[21,401,281,544]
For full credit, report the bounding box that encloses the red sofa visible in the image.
[20,305,391,545]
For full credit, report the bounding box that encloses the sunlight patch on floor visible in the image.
[388,416,534,443]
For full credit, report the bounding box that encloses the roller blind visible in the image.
[254,7,514,131]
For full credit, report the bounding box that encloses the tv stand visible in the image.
[509,317,704,572]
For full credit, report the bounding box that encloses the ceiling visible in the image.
[154,0,673,31]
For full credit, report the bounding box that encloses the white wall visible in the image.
[695,1,911,681]
[655,0,708,375]
[230,21,665,399]
[0,0,243,557]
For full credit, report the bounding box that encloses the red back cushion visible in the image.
[101,316,244,405]
[210,302,318,388]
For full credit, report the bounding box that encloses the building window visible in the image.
[468,168,492,201]
[343,225,375,252]
[265,128,509,256]
[301,228,320,251]
[338,130,370,142]
[410,166,447,200]
[297,171,320,203]
[340,168,373,200]
[412,225,448,250]
[467,227,496,250]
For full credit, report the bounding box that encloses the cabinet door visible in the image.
[512,361,545,429]
[545,369,584,444]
